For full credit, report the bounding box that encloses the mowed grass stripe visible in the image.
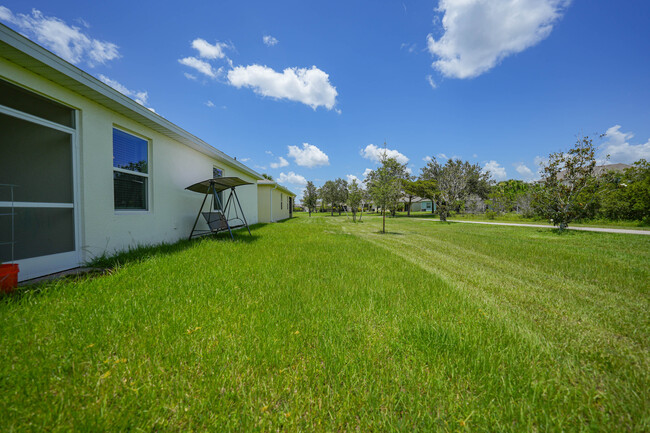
[350,219,648,357]
[337,215,649,427]
[0,215,647,431]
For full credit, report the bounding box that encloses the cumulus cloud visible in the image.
[363,168,373,179]
[599,125,650,164]
[178,56,220,79]
[483,160,507,181]
[423,155,433,162]
[205,100,215,107]
[98,74,153,110]
[191,38,230,59]
[346,174,359,184]
[427,0,570,79]
[514,163,536,181]
[227,65,338,110]
[270,156,289,169]
[278,171,307,186]
[0,6,119,66]
[360,144,409,165]
[263,35,279,46]
[287,143,330,167]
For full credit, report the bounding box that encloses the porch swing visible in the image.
[185,177,253,240]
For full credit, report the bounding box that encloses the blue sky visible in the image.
[2,1,649,196]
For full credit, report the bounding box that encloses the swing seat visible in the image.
[202,211,229,232]
[186,177,254,241]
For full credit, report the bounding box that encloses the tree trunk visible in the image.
[407,197,412,217]
[331,203,334,216]
[308,210,311,217]
[382,209,386,233]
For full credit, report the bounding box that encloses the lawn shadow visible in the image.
[1,226,264,303]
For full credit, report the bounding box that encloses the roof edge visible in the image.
[0,23,262,180]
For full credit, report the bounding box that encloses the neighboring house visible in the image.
[0,24,270,281]
[402,196,433,213]
[257,180,296,223]
[554,163,632,181]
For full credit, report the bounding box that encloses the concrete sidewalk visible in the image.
[416,218,650,235]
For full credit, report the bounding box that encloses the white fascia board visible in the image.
[0,24,262,180]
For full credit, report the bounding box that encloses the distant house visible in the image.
[556,163,632,181]
[257,180,296,223]
[0,24,292,281]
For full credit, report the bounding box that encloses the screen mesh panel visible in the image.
[0,114,73,203]
[0,207,74,261]
[0,79,75,128]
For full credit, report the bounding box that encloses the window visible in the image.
[280,193,283,209]
[113,128,149,210]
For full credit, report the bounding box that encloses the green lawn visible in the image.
[1,215,648,431]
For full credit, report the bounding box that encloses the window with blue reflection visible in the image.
[113,128,148,173]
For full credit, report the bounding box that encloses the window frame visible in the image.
[112,126,151,212]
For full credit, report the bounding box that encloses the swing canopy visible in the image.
[185,177,253,240]
[185,177,253,194]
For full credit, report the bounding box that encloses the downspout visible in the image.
[270,184,278,223]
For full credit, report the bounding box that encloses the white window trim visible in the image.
[112,126,151,212]
[0,95,82,273]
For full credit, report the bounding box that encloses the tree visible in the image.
[598,159,650,221]
[262,173,273,180]
[411,179,439,214]
[302,181,318,217]
[333,178,349,215]
[319,181,336,216]
[402,179,419,217]
[421,157,490,221]
[346,179,363,222]
[365,155,406,233]
[533,135,598,231]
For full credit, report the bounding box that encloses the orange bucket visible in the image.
[0,264,19,293]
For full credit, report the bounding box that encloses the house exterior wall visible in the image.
[1,57,259,267]
[257,185,292,223]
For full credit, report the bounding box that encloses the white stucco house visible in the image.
[0,24,293,282]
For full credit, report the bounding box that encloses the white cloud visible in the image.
[360,144,409,165]
[401,42,417,53]
[240,158,250,162]
[0,7,119,66]
[98,74,153,110]
[287,143,330,167]
[270,156,289,169]
[363,168,373,179]
[346,174,359,184]
[423,155,433,162]
[278,171,307,186]
[263,35,279,46]
[178,56,219,78]
[227,65,338,110]
[426,75,437,89]
[205,100,215,108]
[483,160,507,181]
[514,163,536,181]
[265,150,274,156]
[427,0,569,79]
[184,72,197,81]
[191,38,230,59]
[599,125,650,164]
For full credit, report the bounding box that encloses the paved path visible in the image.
[415,218,650,235]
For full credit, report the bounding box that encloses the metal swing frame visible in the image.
[186,177,252,241]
